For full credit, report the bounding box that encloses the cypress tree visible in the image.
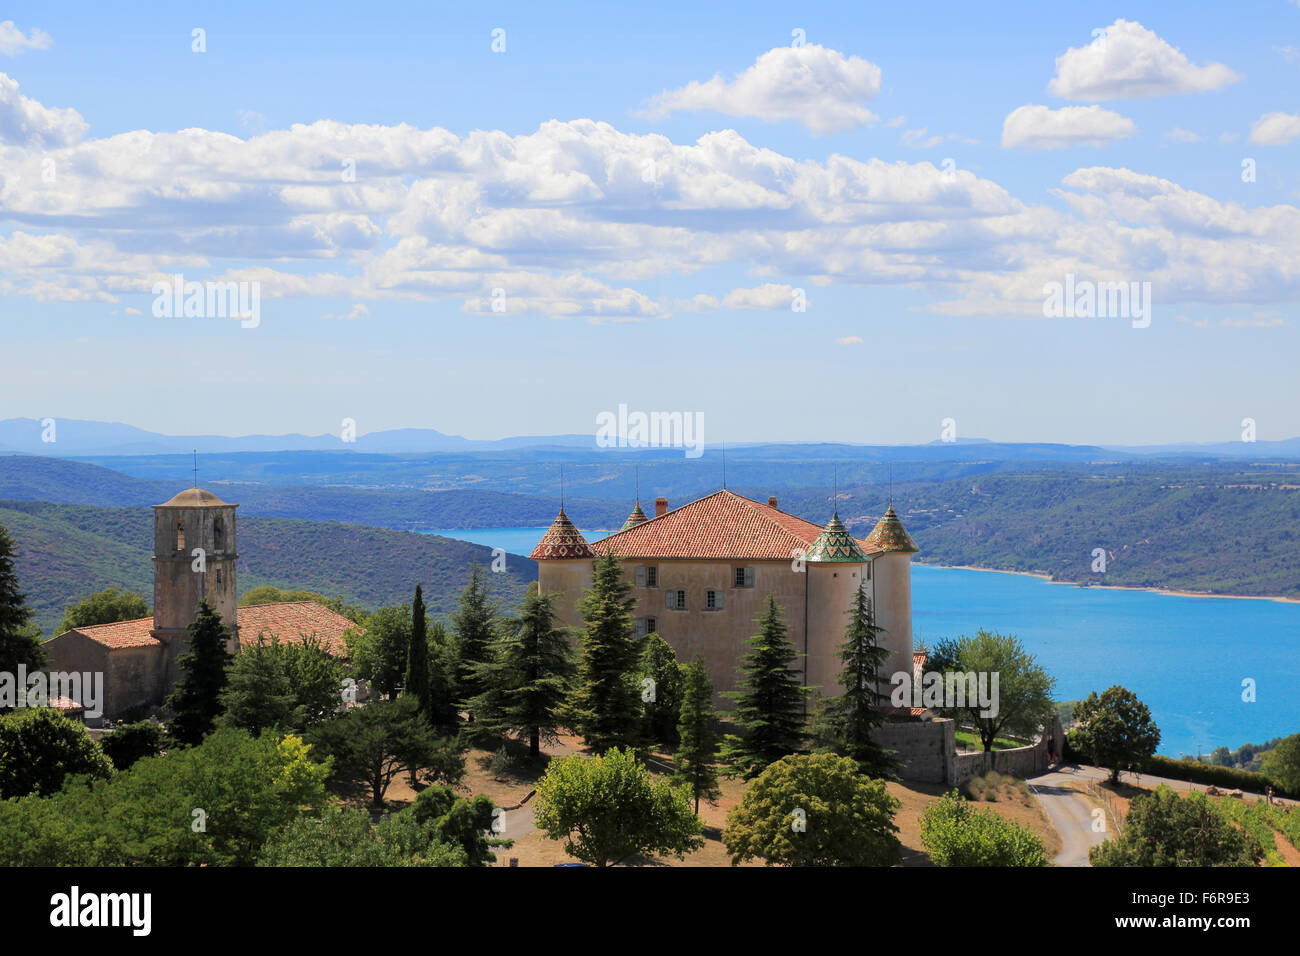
[451,565,496,720]
[719,595,807,779]
[0,521,44,676]
[640,633,685,747]
[166,601,234,746]
[405,584,432,721]
[425,621,460,733]
[811,584,900,779]
[570,553,645,752]
[674,657,721,814]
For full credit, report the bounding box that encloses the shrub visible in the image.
[0,707,114,798]
[920,790,1049,866]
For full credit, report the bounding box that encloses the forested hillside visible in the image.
[0,500,535,639]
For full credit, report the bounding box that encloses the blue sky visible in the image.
[2,1,1298,445]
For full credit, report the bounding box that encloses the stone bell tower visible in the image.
[152,488,240,686]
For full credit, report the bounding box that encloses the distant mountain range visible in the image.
[4,417,1299,460]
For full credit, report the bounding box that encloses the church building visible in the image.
[42,488,356,722]
[532,489,919,702]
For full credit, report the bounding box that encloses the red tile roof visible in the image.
[236,602,356,656]
[64,602,356,656]
[590,489,837,561]
[68,617,161,649]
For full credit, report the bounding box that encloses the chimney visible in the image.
[768,496,779,510]
[654,496,668,517]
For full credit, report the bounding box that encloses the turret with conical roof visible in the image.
[805,512,871,563]
[620,501,649,532]
[863,504,919,554]
[530,508,595,560]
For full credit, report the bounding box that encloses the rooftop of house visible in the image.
[155,487,232,508]
[51,601,358,655]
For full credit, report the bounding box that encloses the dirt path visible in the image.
[1027,767,1109,866]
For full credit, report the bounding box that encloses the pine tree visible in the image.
[719,595,807,779]
[405,584,432,721]
[0,521,44,676]
[674,657,721,814]
[166,601,234,746]
[425,621,460,733]
[811,585,900,779]
[470,588,575,758]
[570,553,645,753]
[451,565,496,720]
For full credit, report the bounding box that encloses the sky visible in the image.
[1,1,1298,446]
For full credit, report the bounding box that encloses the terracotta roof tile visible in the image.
[68,617,161,649]
[237,602,356,656]
[65,602,356,656]
[590,490,829,561]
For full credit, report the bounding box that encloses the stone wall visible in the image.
[873,718,954,784]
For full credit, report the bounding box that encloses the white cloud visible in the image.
[836,335,863,345]
[0,21,51,55]
[1219,131,1241,144]
[324,303,371,320]
[721,283,799,310]
[1165,127,1201,142]
[1049,20,1239,100]
[641,44,881,134]
[1249,112,1300,145]
[0,71,86,146]
[901,127,943,148]
[1002,105,1134,149]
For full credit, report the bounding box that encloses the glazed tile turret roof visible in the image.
[805,513,871,563]
[620,501,649,531]
[863,505,919,554]
[591,489,831,560]
[530,508,596,560]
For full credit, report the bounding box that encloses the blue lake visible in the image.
[423,527,1300,759]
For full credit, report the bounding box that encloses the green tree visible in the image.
[219,633,296,735]
[257,804,468,867]
[1260,733,1300,794]
[165,601,234,747]
[719,596,807,779]
[409,785,511,866]
[722,752,902,867]
[810,586,899,779]
[569,554,645,752]
[1071,685,1161,783]
[928,630,1057,755]
[468,587,574,758]
[919,790,1050,866]
[1090,786,1262,867]
[57,587,150,635]
[533,747,704,867]
[405,584,433,720]
[0,727,330,867]
[308,697,464,807]
[0,521,44,675]
[281,635,347,729]
[640,632,685,747]
[345,605,412,700]
[100,720,164,771]
[0,707,114,798]
[674,657,721,814]
[451,565,498,720]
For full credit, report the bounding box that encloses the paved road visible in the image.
[1027,766,1109,866]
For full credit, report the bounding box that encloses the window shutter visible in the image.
[635,565,646,586]
[744,567,755,588]
[716,589,725,610]
[665,589,674,609]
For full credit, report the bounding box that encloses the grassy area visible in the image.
[954,730,1024,751]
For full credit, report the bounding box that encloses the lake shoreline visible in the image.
[917,562,1300,605]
